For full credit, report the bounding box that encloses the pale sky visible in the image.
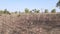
[0,0,59,12]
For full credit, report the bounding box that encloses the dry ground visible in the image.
[0,13,60,34]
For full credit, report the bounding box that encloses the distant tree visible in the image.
[56,0,60,8]
[30,11,32,13]
[4,9,7,14]
[37,10,40,13]
[45,9,48,13]
[0,10,4,14]
[32,9,40,13]
[4,9,10,14]
[15,11,17,14]
[51,9,56,13]
[25,8,29,13]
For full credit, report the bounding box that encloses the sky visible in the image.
[0,0,59,12]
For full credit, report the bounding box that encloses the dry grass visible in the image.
[0,13,60,34]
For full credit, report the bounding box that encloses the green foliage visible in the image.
[45,9,48,13]
[30,11,32,13]
[4,9,11,14]
[15,11,17,14]
[51,9,56,13]
[25,8,29,13]
[56,0,60,8]
[32,9,40,13]
[36,10,40,13]
[0,10,4,14]
[0,9,11,15]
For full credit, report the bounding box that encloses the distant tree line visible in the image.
[0,8,56,15]
[0,9,10,14]
[24,8,56,13]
